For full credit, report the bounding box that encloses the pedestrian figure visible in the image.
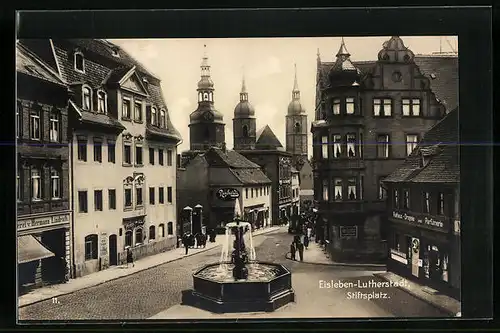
[195,233,201,248]
[307,226,312,240]
[126,248,134,268]
[303,234,310,249]
[182,233,190,255]
[296,241,304,261]
[290,242,296,260]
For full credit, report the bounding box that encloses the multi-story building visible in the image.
[16,42,72,292]
[177,147,272,230]
[233,76,293,225]
[311,36,458,262]
[24,39,182,277]
[382,108,460,298]
[291,167,300,215]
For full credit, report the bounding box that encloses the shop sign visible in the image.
[123,218,145,231]
[390,253,408,265]
[392,211,447,230]
[216,188,240,201]
[100,232,108,256]
[17,214,70,231]
[340,226,357,239]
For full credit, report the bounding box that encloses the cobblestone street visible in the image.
[19,229,449,320]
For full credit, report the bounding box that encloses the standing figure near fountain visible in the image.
[231,223,249,280]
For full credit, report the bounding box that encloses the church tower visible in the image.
[188,45,226,151]
[286,64,308,168]
[233,72,256,151]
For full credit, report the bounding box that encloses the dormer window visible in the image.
[111,47,120,57]
[159,109,166,128]
[151,107,157,125]
[74,52,85,73]
[82,86,92,110]
[97,91,107,113]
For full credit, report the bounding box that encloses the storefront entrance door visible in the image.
[109,235,117,266]
[411,237,420,277]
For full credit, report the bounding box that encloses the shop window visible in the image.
[332,134,342,158]
[348,178,357,200]
[82,86,92,111]
[78,190,88,213]
[51,169,61,199]
[167,150,173,166]
[332,98,341,115]
[159,149,164,165]
[321,136,328,159]
[159,187,164,204]
[149,187,155,205]
[334,178,342,201]
[347,133,356,157]
[108,141,116,163]
[377,134,390,158]
[84,234,98,260]
[49,111,60,142]
[423,192,430,213]
[135,228,143,245]
[406,134,419,156]
[149,225,156,240]
[438,192,445,215]
[108,189,116,210]
[394,189,400,209]
[78,138,87,161]
[134,101,142,122]
[159,223,165,237]
[403,189,410,210]
[167,187,172,203]
[30,109,41,140]
[94,190,103,211]
[322,179,329,201]
[167,222,174,235]
[124,231,133,248]
[31,168,42,201]
[122,98,131,119]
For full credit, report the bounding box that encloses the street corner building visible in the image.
[382,108,460,299]
[311,36,458,263]
[18,39,182,278]
[16,42,72,293]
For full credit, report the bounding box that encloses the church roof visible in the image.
[204,147,261,169]
[255,125,284,150]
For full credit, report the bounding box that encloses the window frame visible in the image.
[167,150,173,166]
[84,234,98,261]
[346,133,356,158]
[423,191,430,214]
[78,190,88,213]
[135,142,143,166]
[151,106,157,125]
[93,138,103,163]
[82,85,92,111]
[347,177,357,200]
[332,134,342,158]
[394,189,400,209]
[167,222,174,235]
[107,140,116,163]
[30,108,41,141]
[74,51,85,73]
[124,230,133,248]
[49,110,60,143]
[334,178,342,201]
[377,134,390,158]
[159,187,164,204]
[31,167,42,201]
[167,186,173,203]
[124,185,133,209]
[149,187,155,205]
[149,147,155,165]
[438,192,445,215]
[50,168,61,200]
[135,228,143,245]
[159,223,165,238]
[346,97,355,115]
[108,189,116,210]
[373,98,392,117]
[403,189,410,210]
[135,185,143,207]
[322,179,329,201]
[149,225,156,240]
[77,137,88,162]
[122,97,131,120]
[332,98,341,115]
[134,100,143,122]
[378,177,387,200]
[405,134,419,156]
[158,149,164,166]
[123,140,132,166]
[97,90,107,113]
[94,189,103,211]
[159,109,166,128]
[402,98,421,117]
[321,135,329,159]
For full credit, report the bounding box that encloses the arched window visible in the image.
[149,225,156,240]
[82,86,92,110]
[51,168,61,199]
[159,223,165,237]
[124,230,133,248]
[198,92,203,102]
[135,228,143,245]
[203,92,209,101]
[97,91,107,113]
[209,92,213,102]
[167,222,174,235]
[294,122,301,134]
[151,107,157,125]
[49,111,60,142]
[84,234,98,260]
[74,52,85,72]
[242,125,249,137]
[31,167,41,201]
[159,109,166,128]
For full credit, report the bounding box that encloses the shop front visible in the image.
[17,212,71,293]
[387,210,458,298]
[244,205,269,230]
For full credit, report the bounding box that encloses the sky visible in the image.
[110,36,458,155]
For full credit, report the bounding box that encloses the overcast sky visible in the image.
[110,36,458,155]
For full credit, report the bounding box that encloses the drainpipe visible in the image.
[70,130,76,278]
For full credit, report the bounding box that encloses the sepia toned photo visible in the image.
[16,36,460,321]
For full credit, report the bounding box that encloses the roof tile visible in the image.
[255,125,284,150]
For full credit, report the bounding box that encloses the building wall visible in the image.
[233,117,256,150]
[286,114,308,158]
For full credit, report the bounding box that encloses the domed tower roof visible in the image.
[234,73,255,117]
[197,45,214,90]
[287,64,306,115]
[328,37,361,87]
[377,36,415,63]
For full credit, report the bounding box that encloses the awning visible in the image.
[17,235,55,264]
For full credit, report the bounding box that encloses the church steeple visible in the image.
[292,63,300,100]
[197,44,215,104]
[240,71,248,102]
[336,37,350,60]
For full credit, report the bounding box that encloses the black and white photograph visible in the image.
[16,35,461,321]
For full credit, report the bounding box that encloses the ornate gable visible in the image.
[121,70,149,96]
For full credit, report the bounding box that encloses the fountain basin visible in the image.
[186,262,295,313]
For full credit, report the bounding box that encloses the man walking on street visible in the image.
[290,242,296,260]
[303,234,309,250]
[182,232,190,255]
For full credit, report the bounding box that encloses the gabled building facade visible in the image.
[311,36,457,262]
[23,39,182,277]
[16,42,72,292]
[382,108,460,298]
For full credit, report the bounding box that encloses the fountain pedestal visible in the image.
[183,220,295,313]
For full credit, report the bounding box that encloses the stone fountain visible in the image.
[184,219,295,313]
